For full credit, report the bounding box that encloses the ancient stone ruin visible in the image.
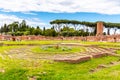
[96,22,104,36]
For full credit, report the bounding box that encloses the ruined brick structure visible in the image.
[0,34,120,42]
[96,22,104,36]
[0,22,120,42]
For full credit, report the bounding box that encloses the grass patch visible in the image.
[0,46,21,53]
[0,41,120,80]
[32,45,85,54]
[0,56,119,80]
[0,68,28,80]
[116,50,120,54]
[81,41,120,46]
[2,40,81,45]
[2,40,120,47]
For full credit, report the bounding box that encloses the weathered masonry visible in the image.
[96,22,104,36]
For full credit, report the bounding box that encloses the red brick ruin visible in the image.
[0,22,120,42]
[96,22,103,36]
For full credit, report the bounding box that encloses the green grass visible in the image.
[1,40,81,45]
[2,40,120,46]
[0,41,120,80]
[81,41,120,46]
[116,50,120,54]
[32,46,85,54]
[0,56,119,80]
[0,46,21,53]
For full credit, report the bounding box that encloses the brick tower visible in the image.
[96,22,103,36]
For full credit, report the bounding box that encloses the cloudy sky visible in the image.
[0,0,120,28]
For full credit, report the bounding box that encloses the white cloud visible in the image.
[21,12,37,15]
[0,0,120,14]
[0,14,45,27]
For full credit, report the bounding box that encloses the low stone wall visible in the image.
[0,34,120,42]
[54,55,92,63]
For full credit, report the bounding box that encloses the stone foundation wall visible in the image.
[0,35,120,42]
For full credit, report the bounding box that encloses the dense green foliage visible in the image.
[0,20,94,37]
[0,20,43,36]
[50,19,120,35]
[50,19,120,28]
[0,19,120,36]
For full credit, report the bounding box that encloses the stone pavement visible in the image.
[3,45,119,63]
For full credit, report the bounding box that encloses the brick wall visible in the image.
[96,22,103,36]
[0,35,120,42]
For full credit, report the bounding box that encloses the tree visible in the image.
[20,20,27,31]
[24,31,30,35]
[0,26,4,34]
[50,19,97,36]
[33,26,42,36]
[3,24,9,34]
[0,19,120,36]
[42,27,46,35]
[44,28,57,37]
[29,27,35,35]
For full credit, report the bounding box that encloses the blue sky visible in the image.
[1,11,120,27]
[0,0,120,29]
